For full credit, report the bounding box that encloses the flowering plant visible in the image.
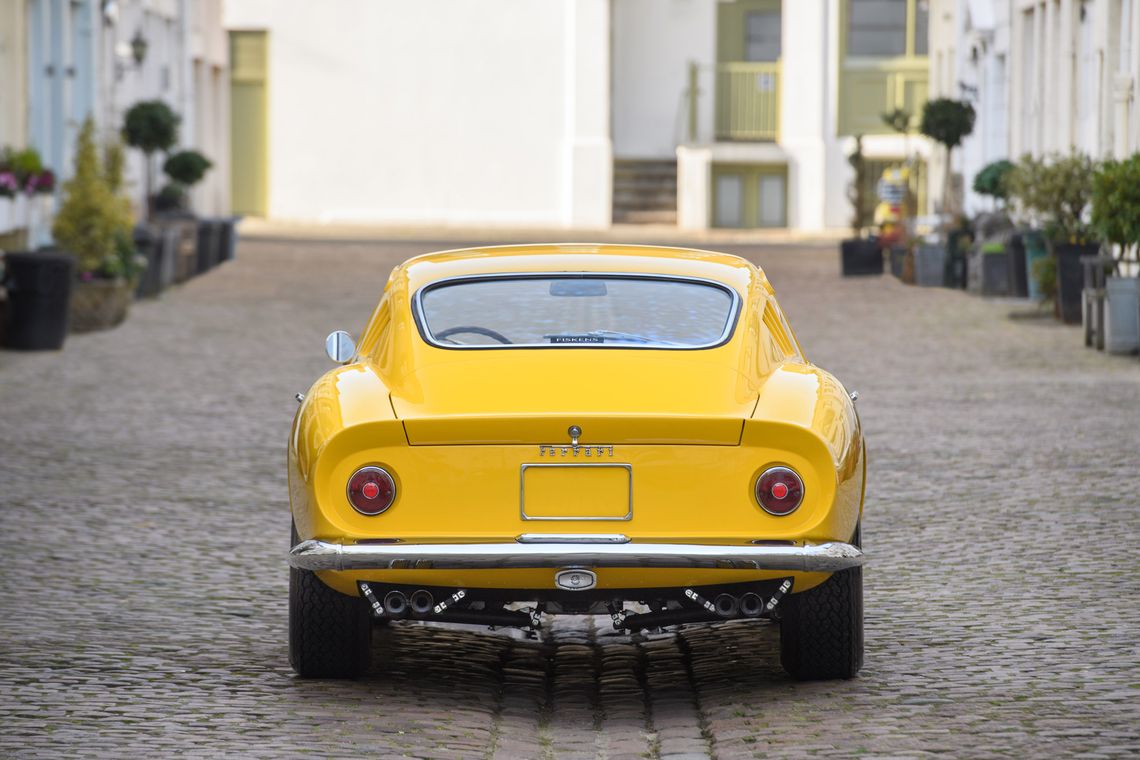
[25,169,55,194]
[0,171,18,198]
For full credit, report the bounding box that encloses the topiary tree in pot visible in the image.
[839,136,883,276]
[920,99,975,288]
[157,150,213,213]
[1091,155,1140,354]
[52,118,143,333]
[920,98,976,220]
[122,100,180,218]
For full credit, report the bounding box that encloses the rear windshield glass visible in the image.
[415,275,738,348]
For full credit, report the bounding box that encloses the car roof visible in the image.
[398,243,761,295]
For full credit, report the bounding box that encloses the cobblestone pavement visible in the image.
[2,236,1139,758]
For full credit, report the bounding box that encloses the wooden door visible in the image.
[229,31,268,216]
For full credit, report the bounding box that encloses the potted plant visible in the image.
[918,99,975,287]
[122,100,180,218]
[162,149,213,204]
[52,118,143,333]
[159,149,222,274]
[920,98,976,220]
[1008,153,1098,321]
[840,136,882,276]
[1005,156,1050,303]
[1091,154,1140,355]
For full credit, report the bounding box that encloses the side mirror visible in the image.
[325,330,356,364]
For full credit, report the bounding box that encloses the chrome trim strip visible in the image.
[410,272,743,351]
[519,463,634,522]
[288,540,866,573]
[517,533,631,544]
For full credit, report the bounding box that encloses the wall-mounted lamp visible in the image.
[130,29,148,66]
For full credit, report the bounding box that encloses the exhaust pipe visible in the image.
[409,589,434,616]
[383,590,408,617]
[713,593,739,618]
[739,592,764,618]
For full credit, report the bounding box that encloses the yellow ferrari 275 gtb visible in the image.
[288,244,866,680]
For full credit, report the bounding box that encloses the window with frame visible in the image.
[847,0,929,58]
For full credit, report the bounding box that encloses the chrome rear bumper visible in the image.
[288,539,865,573]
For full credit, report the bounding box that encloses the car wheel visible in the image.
[779,524,863,680]
[289,524,372,678]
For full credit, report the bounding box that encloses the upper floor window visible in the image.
[847,0,929,58]
[745,10,782,62]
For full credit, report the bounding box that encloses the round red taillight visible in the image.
[347,466,397,515]
[755,466,804,516]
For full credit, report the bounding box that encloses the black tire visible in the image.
[779,526,863,680]
[289,525,372,678]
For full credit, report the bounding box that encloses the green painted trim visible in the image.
[837,0,930,136]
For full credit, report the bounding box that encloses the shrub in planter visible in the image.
[52,118,143,333]
[840,136,883,276]
[1008,153,1099,323]
[1091,154,1140,355]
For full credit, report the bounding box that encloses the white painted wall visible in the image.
[1006,0,1140,161]
[782,0,832,231]
[224,0,612,228]
[612,0,715,159]
[95,0,229,217]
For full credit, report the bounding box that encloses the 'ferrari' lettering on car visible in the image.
[539,444,615,457]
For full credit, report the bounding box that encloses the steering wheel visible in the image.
[434,325,513,344]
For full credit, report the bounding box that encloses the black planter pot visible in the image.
[1006,232,1028,298]
[196,218,219,274]
[2,250,75,350]
[134,225,163,298]
[1056,242,1099,324]
[217,217,238,262]
[840,239,882,276]
[945,229,970,289]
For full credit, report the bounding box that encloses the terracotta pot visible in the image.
[69,277,134,333]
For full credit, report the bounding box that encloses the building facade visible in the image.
[0,0,229,228]
[929,0,1140,216]
[223,0,934,232]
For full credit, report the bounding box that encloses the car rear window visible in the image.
[415,274,739,349]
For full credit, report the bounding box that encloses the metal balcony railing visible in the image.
[687,61,781,143]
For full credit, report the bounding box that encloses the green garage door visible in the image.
[230,31,268,216]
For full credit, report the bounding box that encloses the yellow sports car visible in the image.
[288,244,866,680]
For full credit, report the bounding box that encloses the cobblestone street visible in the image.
[1,235,1138,758]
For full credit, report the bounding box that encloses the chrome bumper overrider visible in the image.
[288,540,866,573]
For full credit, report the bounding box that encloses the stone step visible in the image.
[612,159,678,225]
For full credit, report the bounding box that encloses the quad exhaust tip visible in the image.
[383,590,408,617]
[739,592,764,618]
[713,593,739,618]
[409,589,435,615]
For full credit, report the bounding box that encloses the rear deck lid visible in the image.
[389,352,758,445]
